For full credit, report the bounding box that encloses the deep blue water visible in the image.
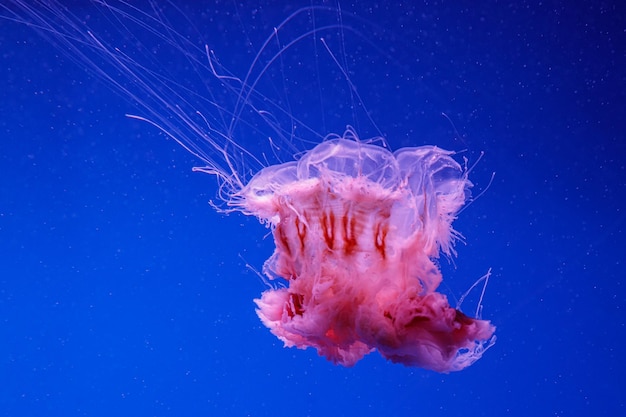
[1,1,624,416]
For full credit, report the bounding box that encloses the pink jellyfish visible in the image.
[225,129,496,372]
[4,1,495,372]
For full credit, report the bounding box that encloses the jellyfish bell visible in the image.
[2,1,495,371]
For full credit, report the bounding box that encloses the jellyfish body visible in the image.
[241,132,495,372]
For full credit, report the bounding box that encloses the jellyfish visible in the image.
[3,1,495,371]
[232,129,495,372]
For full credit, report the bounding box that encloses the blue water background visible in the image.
[1,1,624,416]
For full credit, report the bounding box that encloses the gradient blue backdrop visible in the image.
[1,1,624,416]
